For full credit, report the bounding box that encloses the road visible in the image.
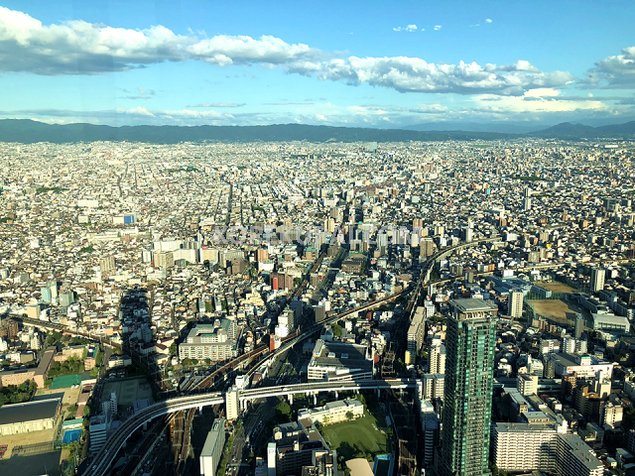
[82,236,501,476]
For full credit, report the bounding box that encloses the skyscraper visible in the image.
[439,298,498,476]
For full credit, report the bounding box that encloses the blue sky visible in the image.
[0,0,634,130]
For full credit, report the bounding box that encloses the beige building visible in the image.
[0,396,62,436]
[508,290,524,318]
[517,373,538,396]
[297,398,363,425]
[0,369,35,388]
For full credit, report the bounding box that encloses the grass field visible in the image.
[528,299,572,325]
[534,281,576,293]
[321,412,389,461]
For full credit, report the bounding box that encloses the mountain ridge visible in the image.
[0,118,634,143]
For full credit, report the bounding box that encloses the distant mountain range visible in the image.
[530,121,635,138]
[0,118,634,143]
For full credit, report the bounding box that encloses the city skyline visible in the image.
[0,1,634,130]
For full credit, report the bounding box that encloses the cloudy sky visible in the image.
[1,0,634,130]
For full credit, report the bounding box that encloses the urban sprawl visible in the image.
[1,139,635,476]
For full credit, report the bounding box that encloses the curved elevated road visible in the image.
[83,235,501,475]
[83,378,415,476]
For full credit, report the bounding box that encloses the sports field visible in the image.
[321,412,389,461]
[534,281,576,293]
[528,299,572,325]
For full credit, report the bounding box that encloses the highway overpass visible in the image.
[81,377,417,476]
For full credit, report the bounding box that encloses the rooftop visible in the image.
[0,396,61,425]
[451,298,498,313]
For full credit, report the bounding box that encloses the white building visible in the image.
[307,340,372,382]
[422,373,444,401]
[508,290,524,318]
[549,353,614,379]
[517,373,538,396]
[492,421,602,476]
[297,399,363,425]
[591,268,605,293]
[200,418,226,476]
[179,320,239,362]
[407,306,426,356]
[428,338,446,374]
[225,387,240,421]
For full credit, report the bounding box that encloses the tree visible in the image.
[346,411,354,421]
[275,400,292,422]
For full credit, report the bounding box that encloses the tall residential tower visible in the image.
[439,298,498,476]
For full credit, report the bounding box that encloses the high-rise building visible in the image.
[407,306,426,357]
[591,268,605,293]
[575,314,585,339]
[200,418,226,476]
[428,338,446,374]
[225,387,240,421]
[439,298,497,476]
[523,196,532,211]
[421,399,439,467]
[508,290,524,318]
[99,256,116,276]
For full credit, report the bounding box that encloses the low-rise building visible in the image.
[297,399,363,425]
[307,339,372,381]
[179,319,239,362]
[0,395,62,436]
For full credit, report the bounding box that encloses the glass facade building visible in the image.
[439,298,498,476]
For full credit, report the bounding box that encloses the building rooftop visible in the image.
[309,340,371,372]
[0,396,61,425]
[451,298,498,313]
[200,417,225,457]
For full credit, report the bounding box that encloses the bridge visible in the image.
[239,378,416,404]
[82,378,417,476]
[82,236,503,475]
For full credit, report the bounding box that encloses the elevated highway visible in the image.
[82,378,416,476]
[82,236,501,475]
[8,315,122,349]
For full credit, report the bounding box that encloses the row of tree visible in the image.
[0,379,37,407]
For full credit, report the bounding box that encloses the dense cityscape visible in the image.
[0,138,634,476]
[2,1,635,476]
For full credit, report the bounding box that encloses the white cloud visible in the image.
[124,106,154,116]
[524,88,561,98]
[472,90,606,113]
[290,56,573,95]
[433,25,442,31]
[188,34,316,65]
[189,102,246,108]
[590,45,635,87]
[485,18,493,24]
[0,6,317,74]
[393,24,418,33]
[0,6,577,99]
